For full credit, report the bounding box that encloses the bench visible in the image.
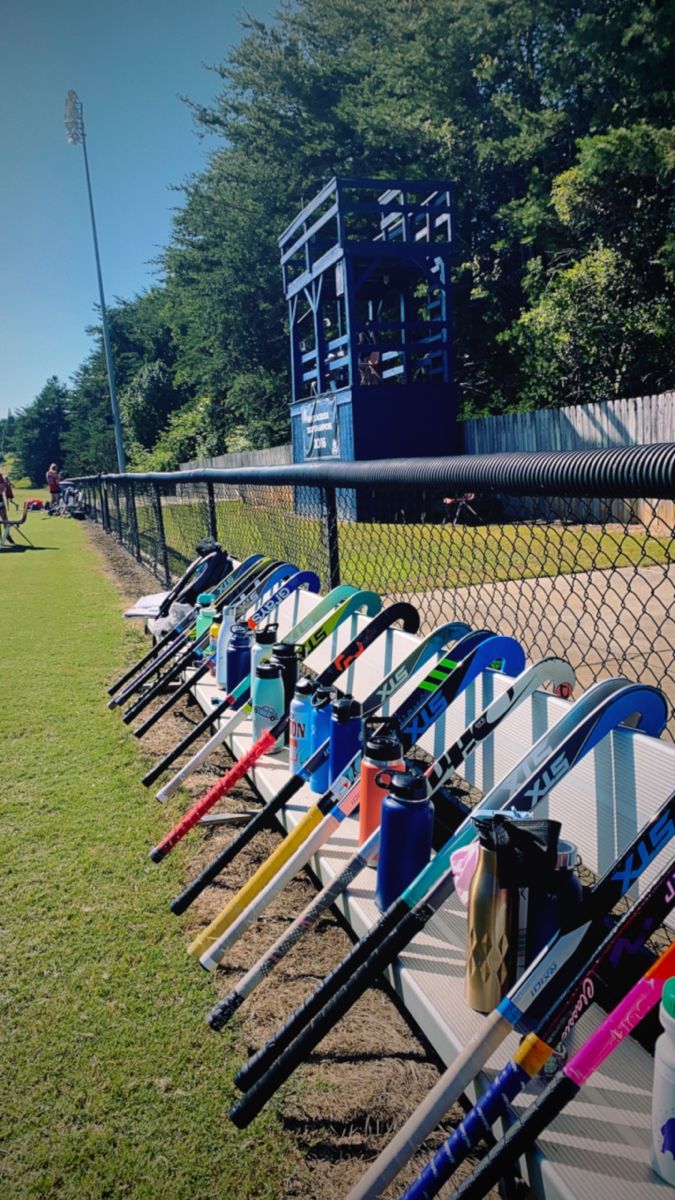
[185,586,675,1200]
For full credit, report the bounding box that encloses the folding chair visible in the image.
[1,502,34,548]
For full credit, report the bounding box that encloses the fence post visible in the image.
[324,485,341,589]
[153,483,171,586]
[128,481,141,561]
[114,481,123,545]
[101,478,111,533]
[207,481,218,541]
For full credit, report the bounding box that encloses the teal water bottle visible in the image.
[251,661,285,755]
[250,624,278,682]
[195,592,217,640]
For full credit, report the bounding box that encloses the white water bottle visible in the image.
[652,976,675,1185]
[215,603,237,689]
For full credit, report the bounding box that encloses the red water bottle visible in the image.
[358,717,404,847]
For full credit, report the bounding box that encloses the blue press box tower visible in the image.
[279,177,456,518]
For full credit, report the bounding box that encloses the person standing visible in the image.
[46,463,61,512]
[0,472,15,543]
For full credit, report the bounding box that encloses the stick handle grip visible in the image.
[401,1061,530,1200]
[142,697,231,785]
[149,728,277,861]
[170,772,305,914]
[451,1074,576,1200]
[233,898,414,1097]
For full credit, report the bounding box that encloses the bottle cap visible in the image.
[293,677,316,698]
[254,624,279,645]
[663,977,675,1021]
[272,643,298,659]
[364,728,403,762]
[256,660,282,679]
[229,623,251,639]
[210,613,223,625]
[332,697,361,723]
[380,769,428,802]
[313,684,336,708]
[197,592,216,605]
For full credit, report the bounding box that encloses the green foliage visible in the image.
[13,377,68,485]
[133,395,219,470]
[21,0,675,464]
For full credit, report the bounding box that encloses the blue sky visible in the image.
[1,0,280,420]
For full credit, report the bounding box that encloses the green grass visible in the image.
[0,495,302,1200]
[144,499,673,592]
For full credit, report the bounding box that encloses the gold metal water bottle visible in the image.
[464,815,515,1013]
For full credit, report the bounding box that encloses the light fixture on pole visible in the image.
[64,90,126,471]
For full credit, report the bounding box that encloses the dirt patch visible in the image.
[89,525,508,1200]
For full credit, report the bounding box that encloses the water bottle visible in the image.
[250,624,279,682]
[329,697,362,786]
[215,603,238,688]
[270,643,299,744]
[652,976,675,1184]
[358,718,404,847]
[270,643,299,712]
[525,840,583,965]
[251,661,285,755]
[375,769,434,912]
[226,624,253,709]
[288,677,317,773]
[201,612,221,664]
[465,813,515,1013]
[195,592,217,640]
[309,685,336,793]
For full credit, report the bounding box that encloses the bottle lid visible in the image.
[364,728,403,761]
[313,684,336,708]
[256,660,282,679]
[272,643,298,659]
[197,592,216,605]
[229,623,252,640]
[332,696,361,723]
[254,624,279,645]
[293,676,316,698]
[663,977,675,1021]
[556,840,578,870]
[382,769,428,802]
[210,613,223,625]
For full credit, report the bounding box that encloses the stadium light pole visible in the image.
[64,90,126,471]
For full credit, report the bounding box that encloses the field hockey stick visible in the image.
[381,793,675,1200]
[140,569,321,786]
[169,622,476,915]
[118,557,280,722]
[451,938,675,1200]
[108,555,266,706]
[206,657,575,1016]
[113,556,281,715]
[148,588,384,862]
[146,585,361,785]
[194,633,528,968]
[106,551,262,698]
[230,681,666,1121]
[122,560,295,727]
[135,569,321,753]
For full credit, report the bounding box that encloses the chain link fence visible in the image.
[72,444,675,738]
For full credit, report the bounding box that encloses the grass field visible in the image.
[0,496,302,1199]
[136,499,672,592]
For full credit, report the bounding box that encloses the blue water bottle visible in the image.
[226,624,253,709]
[309,685,336,793]
[251,661,285,755]
[328,697,362,785]
[525,840,583,964]
[375,769,434,912]
[288,677,316,773]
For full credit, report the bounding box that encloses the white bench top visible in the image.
[188,586,675,1200]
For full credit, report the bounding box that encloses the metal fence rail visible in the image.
[71,443,675,737]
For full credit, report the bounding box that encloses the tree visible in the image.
[14,378,68,485]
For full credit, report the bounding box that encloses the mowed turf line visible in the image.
[0,507,302,1200]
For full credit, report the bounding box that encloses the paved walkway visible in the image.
[408,562,675,737]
